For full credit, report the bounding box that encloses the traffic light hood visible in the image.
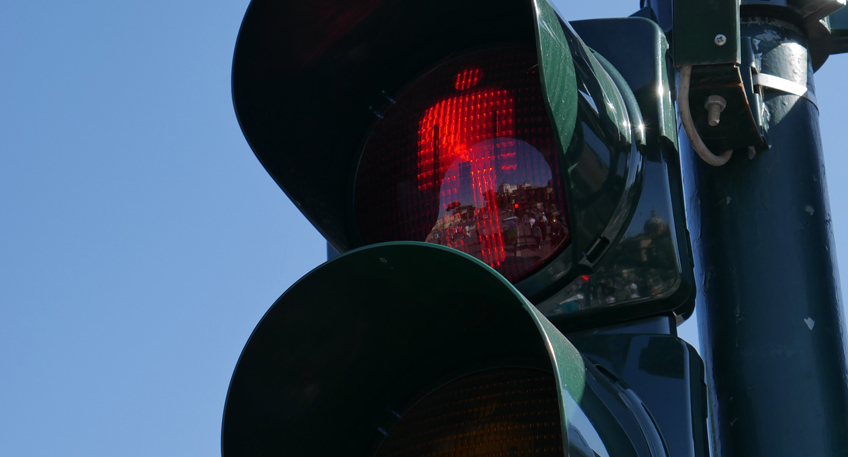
[223,242,583,455]
[223,243,670,456]
[232,0,581,253]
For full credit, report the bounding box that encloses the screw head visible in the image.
[714,34,727,46]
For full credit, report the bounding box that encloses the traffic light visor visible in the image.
[222,242,585,456]
[355,47,570,282]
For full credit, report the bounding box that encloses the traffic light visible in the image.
[224,242,683,456]
[224,0,705,455]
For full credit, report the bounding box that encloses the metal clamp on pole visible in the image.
[752,73,819,109]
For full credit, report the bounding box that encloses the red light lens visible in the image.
[355,48,570,282]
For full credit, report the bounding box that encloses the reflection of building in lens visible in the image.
[643,209,668,238]
[426,179,567,256]
[546,208,678,314]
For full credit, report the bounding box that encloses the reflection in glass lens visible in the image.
[355,48,570,282]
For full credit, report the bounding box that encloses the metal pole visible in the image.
[681,17,848,456]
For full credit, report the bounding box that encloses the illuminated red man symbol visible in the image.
[417,67,517,267]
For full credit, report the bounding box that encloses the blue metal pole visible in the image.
[681,17,848,456]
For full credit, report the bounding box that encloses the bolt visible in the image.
[715,34,727,46]
[705,95,727,127]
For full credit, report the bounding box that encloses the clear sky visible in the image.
[2,1,847,456]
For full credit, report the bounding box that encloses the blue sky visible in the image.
[2,1,846,456]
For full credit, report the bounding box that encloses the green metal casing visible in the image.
[568,331,709,457]
[556,18,695,329]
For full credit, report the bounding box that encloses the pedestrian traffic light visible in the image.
[231,0,695,330]
[224,0,705,455]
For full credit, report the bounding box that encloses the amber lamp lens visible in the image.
[355,47,570,282]
[374,369,564,457]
